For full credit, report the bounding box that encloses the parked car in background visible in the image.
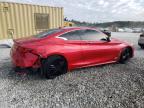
[138,33,144,49]
[11,27,134,79]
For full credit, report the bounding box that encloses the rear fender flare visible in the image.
[41,53,69,70]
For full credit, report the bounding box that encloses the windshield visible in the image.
[35,29,63,38]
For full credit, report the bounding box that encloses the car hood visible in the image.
[111,38,133,46]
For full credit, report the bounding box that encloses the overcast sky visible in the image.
[1,0,144,22]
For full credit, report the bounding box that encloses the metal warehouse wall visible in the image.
[0,2,64,39]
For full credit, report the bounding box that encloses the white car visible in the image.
[138,33,144,49]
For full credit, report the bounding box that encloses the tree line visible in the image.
[70,19,144,28]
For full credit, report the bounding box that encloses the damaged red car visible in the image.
[11,27,134,79]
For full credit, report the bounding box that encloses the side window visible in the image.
[59,30,84,40]
[80,29,106,41]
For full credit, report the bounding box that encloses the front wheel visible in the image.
[118,48,132,64]
[41,55,67,79]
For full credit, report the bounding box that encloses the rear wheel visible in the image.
[119,48,132,64]
[41,55,67,79]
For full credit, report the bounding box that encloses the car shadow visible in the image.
[0,57,139,82]
[0,59,44,81]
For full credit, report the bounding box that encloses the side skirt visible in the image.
[69,60,117,71]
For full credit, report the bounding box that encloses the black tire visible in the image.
[119,48,131,64]
[41,55,67,79]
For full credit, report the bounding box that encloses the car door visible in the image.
[58,30,86,69]
[80,29,120,65]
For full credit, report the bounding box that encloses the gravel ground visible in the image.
[0,32,144,108]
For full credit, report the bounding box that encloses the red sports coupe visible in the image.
[11,27,134,79]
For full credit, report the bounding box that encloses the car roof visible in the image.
[62,27,96,30]
[60,26,100,32]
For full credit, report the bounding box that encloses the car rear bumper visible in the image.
[11,48,40,68]
[13,66,40,74]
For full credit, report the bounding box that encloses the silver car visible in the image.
[138,33,144,49]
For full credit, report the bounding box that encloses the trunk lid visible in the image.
[13,36,38,44]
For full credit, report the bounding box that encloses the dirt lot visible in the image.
[0,32,144,108]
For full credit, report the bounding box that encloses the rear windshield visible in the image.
[34,29,63,38]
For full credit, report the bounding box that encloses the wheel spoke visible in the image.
[119,48,131,63]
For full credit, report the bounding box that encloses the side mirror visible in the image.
[101,30,111,42]
[106,36,111,42]
[102,30,111,37]
[101,37,110,42]
[101,38,107,41]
